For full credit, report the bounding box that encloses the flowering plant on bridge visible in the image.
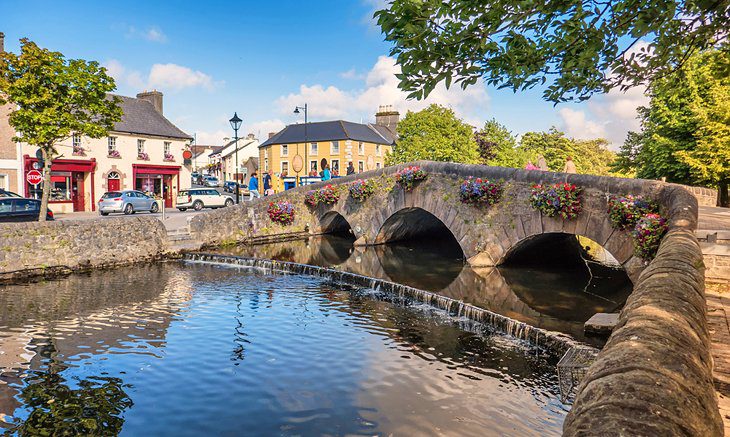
[267,200,296,225]
[304,184,340,207]
[607,194,657,230]
[395,166,427,191]
[530,183,582,219]
[348,179,376,202]
[632,213,668,260]
[459,178,504,206]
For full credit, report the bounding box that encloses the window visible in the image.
[264,158,268,172]
[310,142,318,156]
[0,174,6,190]
[310,160,318,174]
[281,161,289,175]
[281,144,288,156]
[108,171,120,180]
[376,144,382,156]
[358,161,364,173]
[15,199,39,212]
[330,141,340,155]
[72,134,81,148]
[107,137,117,155]
[137,139,145,154]
[164,142,171,154]
[376,162,381,169]
[358,142,364,155]
[331,160,339,175]
[0,199,11,213]
[264,149,269,159]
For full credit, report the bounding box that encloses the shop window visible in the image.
[358,161,364,173]
[27,171,72,201]
[281,144,288,156]
[358,142,364,155]
[330,141,339,155]
[310,142,318,156]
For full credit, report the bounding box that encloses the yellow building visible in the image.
[259,109,398,187]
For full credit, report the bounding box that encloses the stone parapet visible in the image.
[684,185,719,207]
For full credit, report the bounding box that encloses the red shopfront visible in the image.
[24,155,96,212]
[133,164,180,208]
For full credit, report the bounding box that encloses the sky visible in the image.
[2,0,648,149]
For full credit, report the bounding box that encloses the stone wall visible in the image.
[564,185,722,435]
[0,217,167,281]
[685,185,719,207]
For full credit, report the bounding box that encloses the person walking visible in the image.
[563,156,577,174]
[321,164,332,181]
[346,162,355,175]
[248,172,261,201]
[537,155,548,171]
[263,170,272,196]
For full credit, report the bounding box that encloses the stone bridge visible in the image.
[190,161,685,283]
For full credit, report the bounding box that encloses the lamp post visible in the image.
[294,104,307,186]
[229,112,242,204]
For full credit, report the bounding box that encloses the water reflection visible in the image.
[0,263,567,435]
[214,234,632,343]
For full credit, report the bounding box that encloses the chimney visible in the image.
[0,32,5,53]
[136,90,163,114]
[375,104,400,132]
[268,132,276,139]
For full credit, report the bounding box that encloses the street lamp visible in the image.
[229,112,242,204]
[294,104,307,186]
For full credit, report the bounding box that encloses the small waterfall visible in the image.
[183,253,595,358]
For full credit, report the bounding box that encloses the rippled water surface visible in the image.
[0,262,567,436]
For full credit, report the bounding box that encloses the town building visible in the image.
[258,107,398,186]
[17,91,193,213]
[219,134,259,183]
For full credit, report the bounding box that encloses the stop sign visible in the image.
[26,169,43,185]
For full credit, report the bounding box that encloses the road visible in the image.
[55,184,251,232]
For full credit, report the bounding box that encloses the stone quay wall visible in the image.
[564,185,722,435]
[0,217,167,281]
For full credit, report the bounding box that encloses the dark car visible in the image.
[0,189,22,198]
[0,198,54,222]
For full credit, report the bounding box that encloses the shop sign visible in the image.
[26,169,43,186]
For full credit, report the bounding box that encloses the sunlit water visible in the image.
[215,234,632,344]
[0,262,567,436]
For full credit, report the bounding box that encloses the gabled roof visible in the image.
[110,94,192,140]
[220,139,259,159]
[259,120,396,148]
[207,146,224,157]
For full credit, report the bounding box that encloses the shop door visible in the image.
[108,178,120,191]
[164,175,173,208]
[72,172,85,212]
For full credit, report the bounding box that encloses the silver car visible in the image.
[98,190,160,216]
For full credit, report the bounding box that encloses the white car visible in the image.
[177,188,233,211]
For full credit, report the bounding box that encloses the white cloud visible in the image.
[194,129,230,146]
[340,68,361,80]
[558,108,607,139]
[248,119,286,140]
[274,55,489,126]
[122,25,168,43]
[103,59,218,92]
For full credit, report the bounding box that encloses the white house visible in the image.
[219,134,259,183]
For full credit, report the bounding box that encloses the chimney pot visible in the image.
[268,132,276,139]
[136,90,163,114]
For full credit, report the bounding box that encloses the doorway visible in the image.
[72,171,85,212]
[163,175,173,208]
[107,171,121,192]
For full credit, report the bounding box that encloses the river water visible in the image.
[0,262,567,435]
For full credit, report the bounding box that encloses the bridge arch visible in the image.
[317,210,353,235]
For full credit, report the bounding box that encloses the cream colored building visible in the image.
[17,91,193,213]
[220,135,259,182]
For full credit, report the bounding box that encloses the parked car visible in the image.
[98,190,160,216]
[223,181,248,193]
[191,172,200,184]
[204,176,220,187]
[177,188,233,211]
[0,198,54,222]
[0,189,22,198]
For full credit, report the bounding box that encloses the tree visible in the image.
[520,128,618,175]
[375,0,730,103]
[0,38,122,220]
[386,104,480,165]
[613,49,730,194]
[474,119,523,168]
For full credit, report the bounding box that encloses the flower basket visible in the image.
[395,166,427,191]
[72,147,86,156]
[632,213,668,260]
[138,152,150,161]
[459,178,504,206]
[530,183,582,219]
[304,184,340,207]
[108,150,121,158]
[268,201,295,225]
[348,179,376,202]
[607,194,656,230]
[164,153,175,162]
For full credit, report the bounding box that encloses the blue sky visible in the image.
[3,0,646,148]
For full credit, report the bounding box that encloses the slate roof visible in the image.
[110,94,192,140]
[259,120,396,148]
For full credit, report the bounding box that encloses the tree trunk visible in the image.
[38,146,52,222]
[720,179,729,208]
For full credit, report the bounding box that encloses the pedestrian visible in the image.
[537,155,548,171]
[248,172,260,200]
[563,156,577,174]
[263,170,273,196]
[346,162,355,175]
[321,164,331,181]
[525,161,539,170]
